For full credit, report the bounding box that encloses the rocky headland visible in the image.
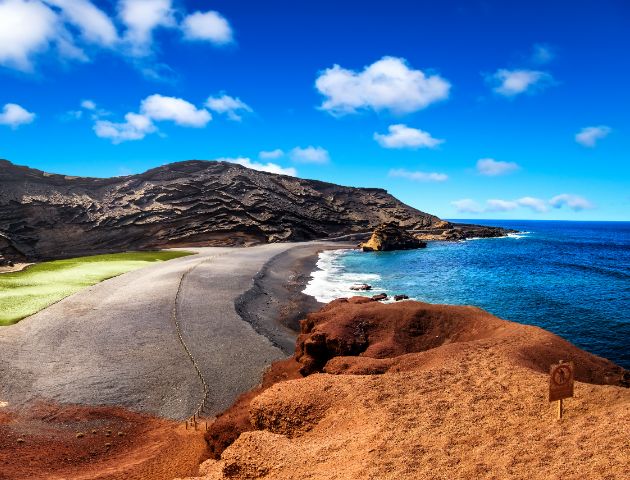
[0,159,440,263]
[0,159,514,265]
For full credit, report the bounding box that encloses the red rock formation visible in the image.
[201,297,629,474]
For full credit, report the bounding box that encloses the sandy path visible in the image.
[0,243,313,420]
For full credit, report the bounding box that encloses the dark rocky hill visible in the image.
[0,159,441,262]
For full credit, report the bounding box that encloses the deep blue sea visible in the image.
[304,221,630,369]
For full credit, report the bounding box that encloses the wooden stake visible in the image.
[557,398,563,420]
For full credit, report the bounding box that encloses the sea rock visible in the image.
[359,222,428,252]
[349,284,372,291]
[371,293,388,301]
[413,224,516,242]
[393,294,409,301]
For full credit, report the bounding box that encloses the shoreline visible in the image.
[235,241,354,354]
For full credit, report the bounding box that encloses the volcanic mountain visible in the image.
[0,159,443,262]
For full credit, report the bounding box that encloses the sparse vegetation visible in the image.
[0,251,193,325]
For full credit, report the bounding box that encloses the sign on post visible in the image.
[549,361,574,419]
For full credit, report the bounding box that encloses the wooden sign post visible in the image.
[549,360,574,420]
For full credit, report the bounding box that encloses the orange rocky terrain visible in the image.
[0,403,208,480]
[181,298,629,480]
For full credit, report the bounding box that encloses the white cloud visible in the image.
[451,199,482,213]
[489,69,553,97]
[259,149,284,160]
[0,0,59,71]
[549,194,594,211]
[315,56,450,116]
[486,197,549,213]
[94,94,211,143]
[531,43,554,65]
[476,158,520,176]
[205,94,252,121]
[289,146,330,164]
[486,199,518,211]
[45,0,118,47]
[182,10,233,45]
[81,99,96,110]
[374,124,444,149]
[94,112,155,143]
[453,195,591,214]
[517,196,548,213]
[118,0,175,56]
[220,157,297,176]
[0,103,36,128]
[575,125,611,147]
[140,94,211,127]
[388,168,448,182]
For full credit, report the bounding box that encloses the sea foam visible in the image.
[303,249,382,303]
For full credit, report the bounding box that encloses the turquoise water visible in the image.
[304,221,630,368]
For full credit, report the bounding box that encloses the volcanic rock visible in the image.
[349,284,372,291]
[194,299,629,480]
[393,294,409,301]
[359,222,427,252]
[371,293,388,301]
[0,159,440,262]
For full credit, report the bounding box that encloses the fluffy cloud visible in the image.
[118,0,174,56]
[575,125,611,147]
[46,0,117,47]
[388,168,448,182]
[476,158,520,176]
[316,56,450,116]
[486,199,518,211]
[205,94,252,121]
[0,103,36,128]
[259,149,284,160]
[94,94,210,143]
[94,112,155,143]
[489,69,553,97]
[374,124,443,149]
[0,0,234,71]
[140,94,211,127]
[451,199,482,213]
[517,196,549,213]
[452,195,592,214]
[549,194,594,211]
[81,99,96,110]
[220,157,296,176]
[0,0,59,71]
[289,146,330,164]
[182,10,233,44]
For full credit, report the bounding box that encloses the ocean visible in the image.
[304,220,630,369]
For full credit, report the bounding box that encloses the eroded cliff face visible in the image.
[0,159,439,261]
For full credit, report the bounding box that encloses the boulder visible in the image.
[360,222,427,252]
[350,284,372,291]
[394,294,409,301]
[372,293,388,301]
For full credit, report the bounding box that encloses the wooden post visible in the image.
[557,398,563,420]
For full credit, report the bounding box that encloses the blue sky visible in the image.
[0,0,628,220]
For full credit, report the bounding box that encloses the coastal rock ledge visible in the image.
[359,222,427,251]
[189,298,629,480]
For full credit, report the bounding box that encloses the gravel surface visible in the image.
[0,243,319,420]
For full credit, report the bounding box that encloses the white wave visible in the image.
[506,231,531,239]
[303,249,383,303]
[465,231,532,241]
